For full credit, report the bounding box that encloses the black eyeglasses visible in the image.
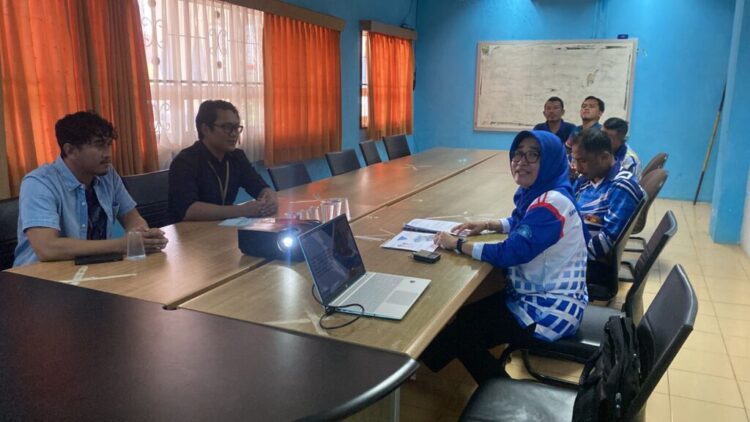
[212,123,244,135]
[511,150,541,164]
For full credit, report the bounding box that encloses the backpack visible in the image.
[572,315,641,422]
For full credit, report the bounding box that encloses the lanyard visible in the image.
[207,160,230,205]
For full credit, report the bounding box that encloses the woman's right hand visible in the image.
[451,221,488,236]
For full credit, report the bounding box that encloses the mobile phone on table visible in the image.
[412,250,441,264]
[74,253,124,265]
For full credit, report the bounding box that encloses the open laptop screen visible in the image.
[298,215,366,305]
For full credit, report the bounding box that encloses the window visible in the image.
[360,31,369,129]
[363,30,414,139]
[138,0,265,165]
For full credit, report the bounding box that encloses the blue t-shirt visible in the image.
[568,122,602,141]
[575,163,644,260]
[14,156,136,266]
[533,120,576,145]
[614,143,642,179]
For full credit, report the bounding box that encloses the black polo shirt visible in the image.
[168,141,270,222]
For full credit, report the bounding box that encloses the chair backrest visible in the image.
[268,162,311,191]
[624,264,697,420]
[631,168,669,235]
[122,170,173,228]
[383,134,411,160]
[641,152,668,177]
[623,211,678,325]
[325,149,361,176]
[0,197,19,270]
[359,140,382,166]
[587,196,646,301]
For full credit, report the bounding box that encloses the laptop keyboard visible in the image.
[345,273,403,311]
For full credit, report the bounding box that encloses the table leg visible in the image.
[346,387,400,422]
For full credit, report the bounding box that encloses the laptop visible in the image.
[298,214,431,320]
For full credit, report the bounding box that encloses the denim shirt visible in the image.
[13,156,136,266]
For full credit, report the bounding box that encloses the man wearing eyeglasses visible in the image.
[168,100,277,222]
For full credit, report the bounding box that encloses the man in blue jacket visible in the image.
[571,128,643,261]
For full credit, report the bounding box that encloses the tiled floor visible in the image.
[401,199,750,421]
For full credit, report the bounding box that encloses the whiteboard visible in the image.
[474,39,637,132]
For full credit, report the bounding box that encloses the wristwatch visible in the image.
[455,238,465,255]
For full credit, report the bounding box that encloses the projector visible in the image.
[238,219,320,261]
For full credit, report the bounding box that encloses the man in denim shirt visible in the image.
[14,111,168,266]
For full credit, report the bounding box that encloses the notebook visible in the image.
[298,214,430,320]
[402,218,461,233]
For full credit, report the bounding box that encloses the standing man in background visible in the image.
[533,96,576,144]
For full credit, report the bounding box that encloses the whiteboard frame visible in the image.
[473,39,638,132]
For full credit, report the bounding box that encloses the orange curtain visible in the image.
[0,0,158,196]
[263,14,341,166]
[366,32,414,140]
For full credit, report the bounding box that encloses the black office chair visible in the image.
[268,162,311,191]
[325,149,361,176]
[383,134,411,160]
[500,210,678,387]
[359,140,382,166]
[626,169,668,252]
[0,197,19,270]
[461,264,697,422]
[587,196,646,302]
[122,170,174,228]
[641,152,668,177]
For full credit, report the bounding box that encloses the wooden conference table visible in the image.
[8,148,497,309]
[0,272,417,421]
[182,155,516,358]
[4,147,514,417]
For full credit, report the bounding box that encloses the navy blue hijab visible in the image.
[508,130,577,229]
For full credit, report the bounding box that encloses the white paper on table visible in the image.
[381,230,439,252]
[403,218,461,233]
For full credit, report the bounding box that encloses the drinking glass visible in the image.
[320,200,336,222]
[126,231,146,261]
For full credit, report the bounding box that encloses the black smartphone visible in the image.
[74,253,124,265]
[412,250,440,264]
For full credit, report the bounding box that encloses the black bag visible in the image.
[572,315,641,422]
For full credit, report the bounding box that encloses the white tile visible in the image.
[669,369,744,407]
[725,335,750,358]
[719,318,750,339]
[669,396,748,422]
[670,348,735,378]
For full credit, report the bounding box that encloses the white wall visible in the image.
[742,166,750,256]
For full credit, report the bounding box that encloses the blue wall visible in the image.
[710,0,750,242]
[414,0,735,201]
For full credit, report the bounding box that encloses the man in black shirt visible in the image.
[168,100,278,222]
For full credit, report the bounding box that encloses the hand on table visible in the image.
[133,227,168,253]
[241,196,277,217]
[451,221,488,236]
[434,231,459,250]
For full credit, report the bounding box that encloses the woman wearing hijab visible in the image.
[421,130,589,384]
